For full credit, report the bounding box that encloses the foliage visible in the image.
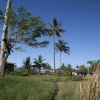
[48,18,66,37]
[0,6,50,76]
[48,18,66,75]
[57,63,72,76]
[55,40,70,54]
[87,60,100,72]
[34,55,45,74]
[56,70,61,76]
[55,40,70,76]
[22,56,32,69]
[5,70,32,76]
[75,64,88,76]
[0,6,49,61]
[18,68,29,76]
[42,63,51,69]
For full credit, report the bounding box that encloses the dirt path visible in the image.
[50,82,59,100]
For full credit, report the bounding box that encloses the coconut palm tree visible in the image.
[49,18,66,75]
[42,63,51,69]
[34,55,45,75]
[22,57,32,70]
[55,40,70,75]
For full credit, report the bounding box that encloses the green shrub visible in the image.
[56,71,61,76]
[64,76,83,81]
[17,69,29,76]
[28,69,35,75]
[71,76,83,81]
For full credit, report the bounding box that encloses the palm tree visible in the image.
[22,57,32,70]
[87,60,97,72]
[49,18,66,75]
[34,55,45,75]
[42,63,51,69]
[55,40,70,75]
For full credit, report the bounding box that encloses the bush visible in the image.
[10,69,29,76]
[71,76,83,81]
[65,76,83,81]
[28,69,35,75]
[45,70,50,75]
[56,71,61,76]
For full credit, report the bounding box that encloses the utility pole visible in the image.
[0,0,12,76]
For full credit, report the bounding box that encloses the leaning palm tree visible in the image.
[34,55,45,75]
[49,18,66,75]
[55,40,70,75]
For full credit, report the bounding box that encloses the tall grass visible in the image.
[0,76,56,100]
[0,74,99,100]
[55,81,80,100]
[75,71,100,100]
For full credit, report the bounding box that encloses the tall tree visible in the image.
[0,6,49,76]
[34,55,45,75]
[49,18,66,75]
[0,0,12,76]
[55,40,70,75]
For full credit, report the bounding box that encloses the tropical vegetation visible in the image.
[55,40,70,75]
[0,1,100,100]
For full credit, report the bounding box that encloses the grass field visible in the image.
[0,75,99,100]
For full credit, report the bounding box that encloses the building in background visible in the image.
[0,43,15,72]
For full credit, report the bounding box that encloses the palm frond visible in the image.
[58,29,66,33]
[56,31,61,37]
[48,23,53,28]
[55,39,70,55]
[52,17,58,27]
[0,9,3,15]
[49,32,54,37]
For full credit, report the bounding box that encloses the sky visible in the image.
[0,0,100,68]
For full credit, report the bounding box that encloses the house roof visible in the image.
[6,62,15,64]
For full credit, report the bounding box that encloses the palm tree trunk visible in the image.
[53,35,56,75]
[60,52,63,76]
[39,66,41,75]
[0,0,12,77]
